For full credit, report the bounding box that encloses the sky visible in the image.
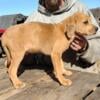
[0,0,100,16]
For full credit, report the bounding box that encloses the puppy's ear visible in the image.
[65,25,75,39]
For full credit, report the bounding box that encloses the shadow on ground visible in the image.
[17,48,93,83]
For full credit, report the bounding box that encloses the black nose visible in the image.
[95,27,98,32]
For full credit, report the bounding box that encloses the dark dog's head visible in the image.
[64,12,98,39]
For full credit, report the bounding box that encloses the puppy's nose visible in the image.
[95,27,98,32]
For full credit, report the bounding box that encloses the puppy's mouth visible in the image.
[75,32,86,36]
[75,31,95,36]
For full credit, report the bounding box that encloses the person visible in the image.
[25,0,100,73]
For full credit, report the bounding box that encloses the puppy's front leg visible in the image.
[61,59,72,76]
[51,52,72,86]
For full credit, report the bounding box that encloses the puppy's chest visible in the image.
[41,36,70,54]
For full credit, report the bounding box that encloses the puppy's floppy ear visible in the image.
[65,25,75,39]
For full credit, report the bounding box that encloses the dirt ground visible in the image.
[0,56,100,100]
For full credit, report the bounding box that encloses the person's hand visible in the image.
[70,33,88,53]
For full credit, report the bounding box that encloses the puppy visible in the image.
[1,12,97,89]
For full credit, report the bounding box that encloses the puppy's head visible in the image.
[65,12,98,39]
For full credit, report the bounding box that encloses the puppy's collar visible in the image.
[65,32,70,40]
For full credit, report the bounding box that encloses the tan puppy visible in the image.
[1,12,97,89]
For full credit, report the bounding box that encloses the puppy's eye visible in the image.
[83,21,88,24]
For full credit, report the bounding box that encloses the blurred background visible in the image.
[0,0,99,16]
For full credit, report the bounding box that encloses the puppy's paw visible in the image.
[57,75,72,86]
[14,82,26,89]
[60,79,72,86]
[63,70,72,76]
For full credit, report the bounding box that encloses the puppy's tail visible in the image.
[1,42,11,68]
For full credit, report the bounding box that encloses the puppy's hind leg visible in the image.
[2,44,11,68]
[8,52,25,89]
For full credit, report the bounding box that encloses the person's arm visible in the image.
[24,12,35,23]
